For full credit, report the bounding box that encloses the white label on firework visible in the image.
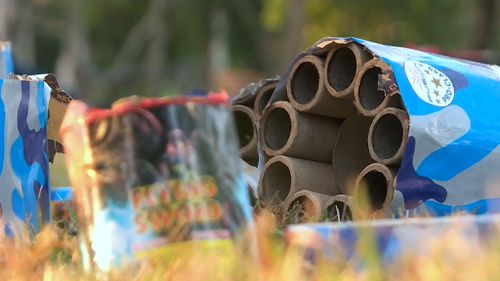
[404,60,455,107]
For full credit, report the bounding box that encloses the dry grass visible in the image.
[38,164,500,280]
[1,209,500,281]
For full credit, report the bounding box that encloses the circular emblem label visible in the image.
[404,61,454,107]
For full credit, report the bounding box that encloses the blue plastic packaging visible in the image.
[286,214,500,267]
[0,79,51,236]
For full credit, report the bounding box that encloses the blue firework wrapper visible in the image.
[286,215,500,267]
[295,37,500,216]
[0,42,13,79]
[0,79,51,236]
[61,92,253,272]
[354,38,500,215]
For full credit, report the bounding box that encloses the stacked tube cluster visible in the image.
[233,41,409,222]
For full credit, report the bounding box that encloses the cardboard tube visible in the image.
[325,194,357,222]
[355,163,396,211]
[368,107,409,165]
[259,101,341,163]
[354,59,404,116]
[287,54,354,118]
[332,112,373,194]
[258,155,339,204]
[232,105,258,160]
[254,81,278,117]
[324,43,372,99]
[284,190,332,223]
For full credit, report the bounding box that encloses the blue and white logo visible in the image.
[404,61,454,107]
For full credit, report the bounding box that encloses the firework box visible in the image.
[286,214,500,267]
[0,78,51,236]
[288,37,500,215]
[61,92,253,272]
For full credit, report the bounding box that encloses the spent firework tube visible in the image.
[276,37,500,216]
[61,92,253,272]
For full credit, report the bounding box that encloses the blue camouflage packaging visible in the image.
[0,44,52,235]
[0,79,51,236]
[303,37,500,216]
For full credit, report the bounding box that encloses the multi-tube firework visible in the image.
[233,37,500,220]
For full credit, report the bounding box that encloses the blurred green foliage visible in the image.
[3,0,498,105]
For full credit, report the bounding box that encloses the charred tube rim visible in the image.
[287,55,325,111]
[368,107,409,165]
[354,59,394,116]
[325,194,354,221]
[232,105,257,154]
[259,156,294,203]
[259,101,296,156]
[254,82,278,115]
[324,43,369,98]
[355,163,395,211]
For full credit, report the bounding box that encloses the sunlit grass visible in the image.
[2,208,500,280]
[24,164,500,280]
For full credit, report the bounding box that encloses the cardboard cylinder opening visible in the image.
[324,43,372,98]
[326,47,356,93]
[260,101,341,163]
[355,163,395,211]
[263,107,291,151]
[287,55,354,118]
[254,82,277,116]
[354,60,397,116]
[326,195,355,222]
[290,59,320,105]
[260,160,291,202]
[288,195,315,223]
[368,108,409,165]
[285,190,331,223]
[259,156,339,204]
[232,105,258,159]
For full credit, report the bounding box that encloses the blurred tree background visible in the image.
[0,0,498,106]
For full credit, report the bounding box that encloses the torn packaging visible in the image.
[11,74,72,163]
